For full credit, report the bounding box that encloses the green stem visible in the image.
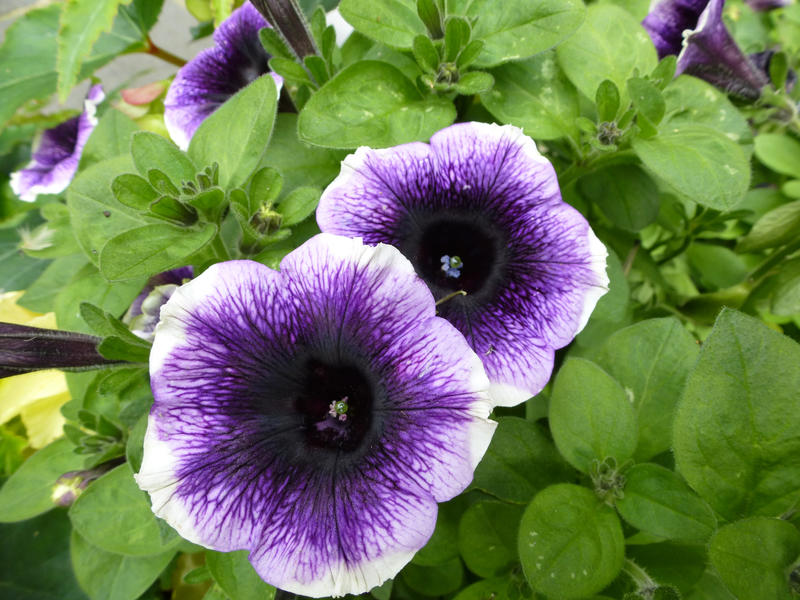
[143,37,186,67]
[623,558,657,593]
[746,238,800,283]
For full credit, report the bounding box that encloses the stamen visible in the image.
[328,397,349,422]
[440,254,463,278]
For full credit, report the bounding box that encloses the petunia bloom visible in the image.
[317,122,609,407]
[10,85,104,202]
[123,266,194,341]
[135,234,496,596]
[164,2,282,150]
[676,0,769,100]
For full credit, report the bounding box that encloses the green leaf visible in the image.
[69,463,180,556]
[0,224,51,293]
[471,417,574,504]
[549,358,637,473]
[338,0,426,49]
[754,133,800,178]
[206,550,277,600]
[79,109,140,170]
[709,517,800,600]
[518,484,624,599]
[413,34,439,73]
[444,16,471,62]
[262,114,347,191]
[68,155,156,264]
[451,578,518,600]
[0,438,84,523]
[402,557,464,596]
[57,0,130,102]
[450,0,585,67]
[71,530,174,600]
[632,125,750,210]
[112,173,159,211]
[298,61,456,149]
[0,3,147,129]
[99,222,217,281]
[188,74,278,190]
[578,164,660,232]
[0,510,86,600]
[593,318,699,461]
[738,200,800,253]
[276,187,320,226]
[454,71,494,95]
[17,254,88,313]
[458,501,523,577]
[55,263,145,333]
[686,243,748,290]
[771,257,800,316]
[661,76,751,146]
[557,4,656,104]
[248,168,283,215]
[131,132,197,185]
[627,76,665,125]
[596,79,620,122]
[616,463,716,542]
[574,248,630,349]
[412,498,461,567]
[674,309,800,521]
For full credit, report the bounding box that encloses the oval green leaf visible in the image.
[458,500,524,578]
[549,358,638,473]
[518,484,624,599]
[709,517,800,600]
[298,61,456,149]
[674,309,800,521]
[69,463,181,556]
[616,463,716,542]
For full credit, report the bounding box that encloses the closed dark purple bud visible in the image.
[745,0,791,10]
[0,323,121,378]
[676,0,769,99]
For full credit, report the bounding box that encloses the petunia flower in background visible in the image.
[164,2,282,150]
[642,0,774,99]
[642,0,709,59]
[135,234,496,597]
[10,85,104,202]
[317,122,609,407]
[122,266,194,342]
[676,0,770,99]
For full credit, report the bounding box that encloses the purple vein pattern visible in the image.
[317,122,609,407]
[135,234,496,597]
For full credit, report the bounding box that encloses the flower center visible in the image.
[412,216,502,296]
[295,359,373,452]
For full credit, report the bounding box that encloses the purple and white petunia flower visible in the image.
[164,2,282,150]
[123,266,194,341]
[745,0,791,10]
[10,85,104,202]
[135,234,496,597]
[676,0,769,100]
[317,122,609,407]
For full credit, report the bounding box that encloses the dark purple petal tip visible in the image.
[317,122,609,407]
[135,234,495,596]
[164,2,282,149]
[10,84,104,202]
[642,0,710,58]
